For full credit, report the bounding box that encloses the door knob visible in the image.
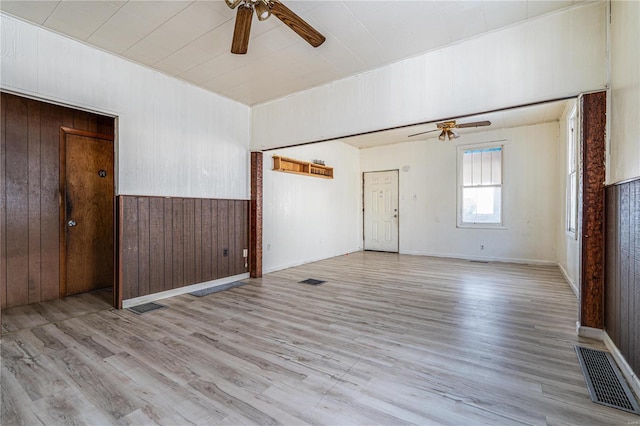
[393,214,398,218]
[68,220,77,227]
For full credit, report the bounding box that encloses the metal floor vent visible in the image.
[127,302,166,315]
[575,346,640,414]
[299,278,326,286]
[189,281,247,297]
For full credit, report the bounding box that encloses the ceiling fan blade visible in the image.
[456,120,492,129]
[270,1,326,47]
[408,129,441,138]
[231,5,253,54]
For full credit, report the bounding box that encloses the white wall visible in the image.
[252,2,606,150]
[360,122,560,264]
[0,13,250,199]
[262,141,361,273]
[557,100,580,295]
[609,0,640,183]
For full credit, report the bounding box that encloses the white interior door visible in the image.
[364,170,399,252]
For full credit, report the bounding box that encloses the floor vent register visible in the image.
[127,302,166,315]
[575,346,640,415]
[299,278,326,286]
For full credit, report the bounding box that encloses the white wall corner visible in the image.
[558,263,579,297]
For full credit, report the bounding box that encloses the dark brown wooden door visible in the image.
[62,132,114,296]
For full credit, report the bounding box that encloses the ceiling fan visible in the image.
[408,120,492,141]
[225,0,326,54]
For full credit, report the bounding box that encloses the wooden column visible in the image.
[250,151,263,278]
[580,91,607,329]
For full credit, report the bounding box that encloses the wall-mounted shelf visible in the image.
[273,156,333,179]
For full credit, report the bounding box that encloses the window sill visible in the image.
[457,223,507,230]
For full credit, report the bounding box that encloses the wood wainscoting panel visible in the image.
[0,92,114,309]
[605,178,640,378]
[210,199,219,280]
[183,198,196,287]
[172,198,185,290]
[201,199,212,280]
[149,197,166,296]
[218,199,230,279]
[117,196,249,301]
[121,196,139,301]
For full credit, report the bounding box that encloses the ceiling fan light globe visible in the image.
[450,130,460,139]
[438,130,446,141]
[255,1,271,20]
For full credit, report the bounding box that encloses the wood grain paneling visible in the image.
[163,199,173,291]
[121,197,139,301]
[605,177,640,379]
[172,199,184,289]
[579,92,606,329]
[39,103,62,303]
[117,196,249,300]
[201,200,212,280]
[27,101,41,304]
[218,199,229,279]
[183,199,195,286]
[194,199,202,284]
[211,199,219,280]
[137,198,150,298]
[5,95,30,307]
[1,92,115,309]
[149,198,165,295]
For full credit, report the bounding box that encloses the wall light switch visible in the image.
[243,249,248,258]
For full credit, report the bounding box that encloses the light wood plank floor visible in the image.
[2,252,639,425]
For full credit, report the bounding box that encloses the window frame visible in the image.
[456,141,506,229]
[566,105,578,238]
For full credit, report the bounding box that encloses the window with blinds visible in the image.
[458,145,503,226]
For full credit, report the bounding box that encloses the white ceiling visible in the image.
[0,0,586,106]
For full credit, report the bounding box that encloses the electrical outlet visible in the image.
[480,245,485,250]
[267,244,271,251]
[223,248,229,257]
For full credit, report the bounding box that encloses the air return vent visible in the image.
[575,346,640,414]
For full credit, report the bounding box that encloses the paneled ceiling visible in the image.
[1,0,585,106]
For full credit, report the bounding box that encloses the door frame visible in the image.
[59,126,116,302]
[362,169,400,252]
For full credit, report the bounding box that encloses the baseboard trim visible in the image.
[122,273,250,308]
[576,322,604,340]
[603,331,640,399]
[402,250,557,266]
[558,263,579,297]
